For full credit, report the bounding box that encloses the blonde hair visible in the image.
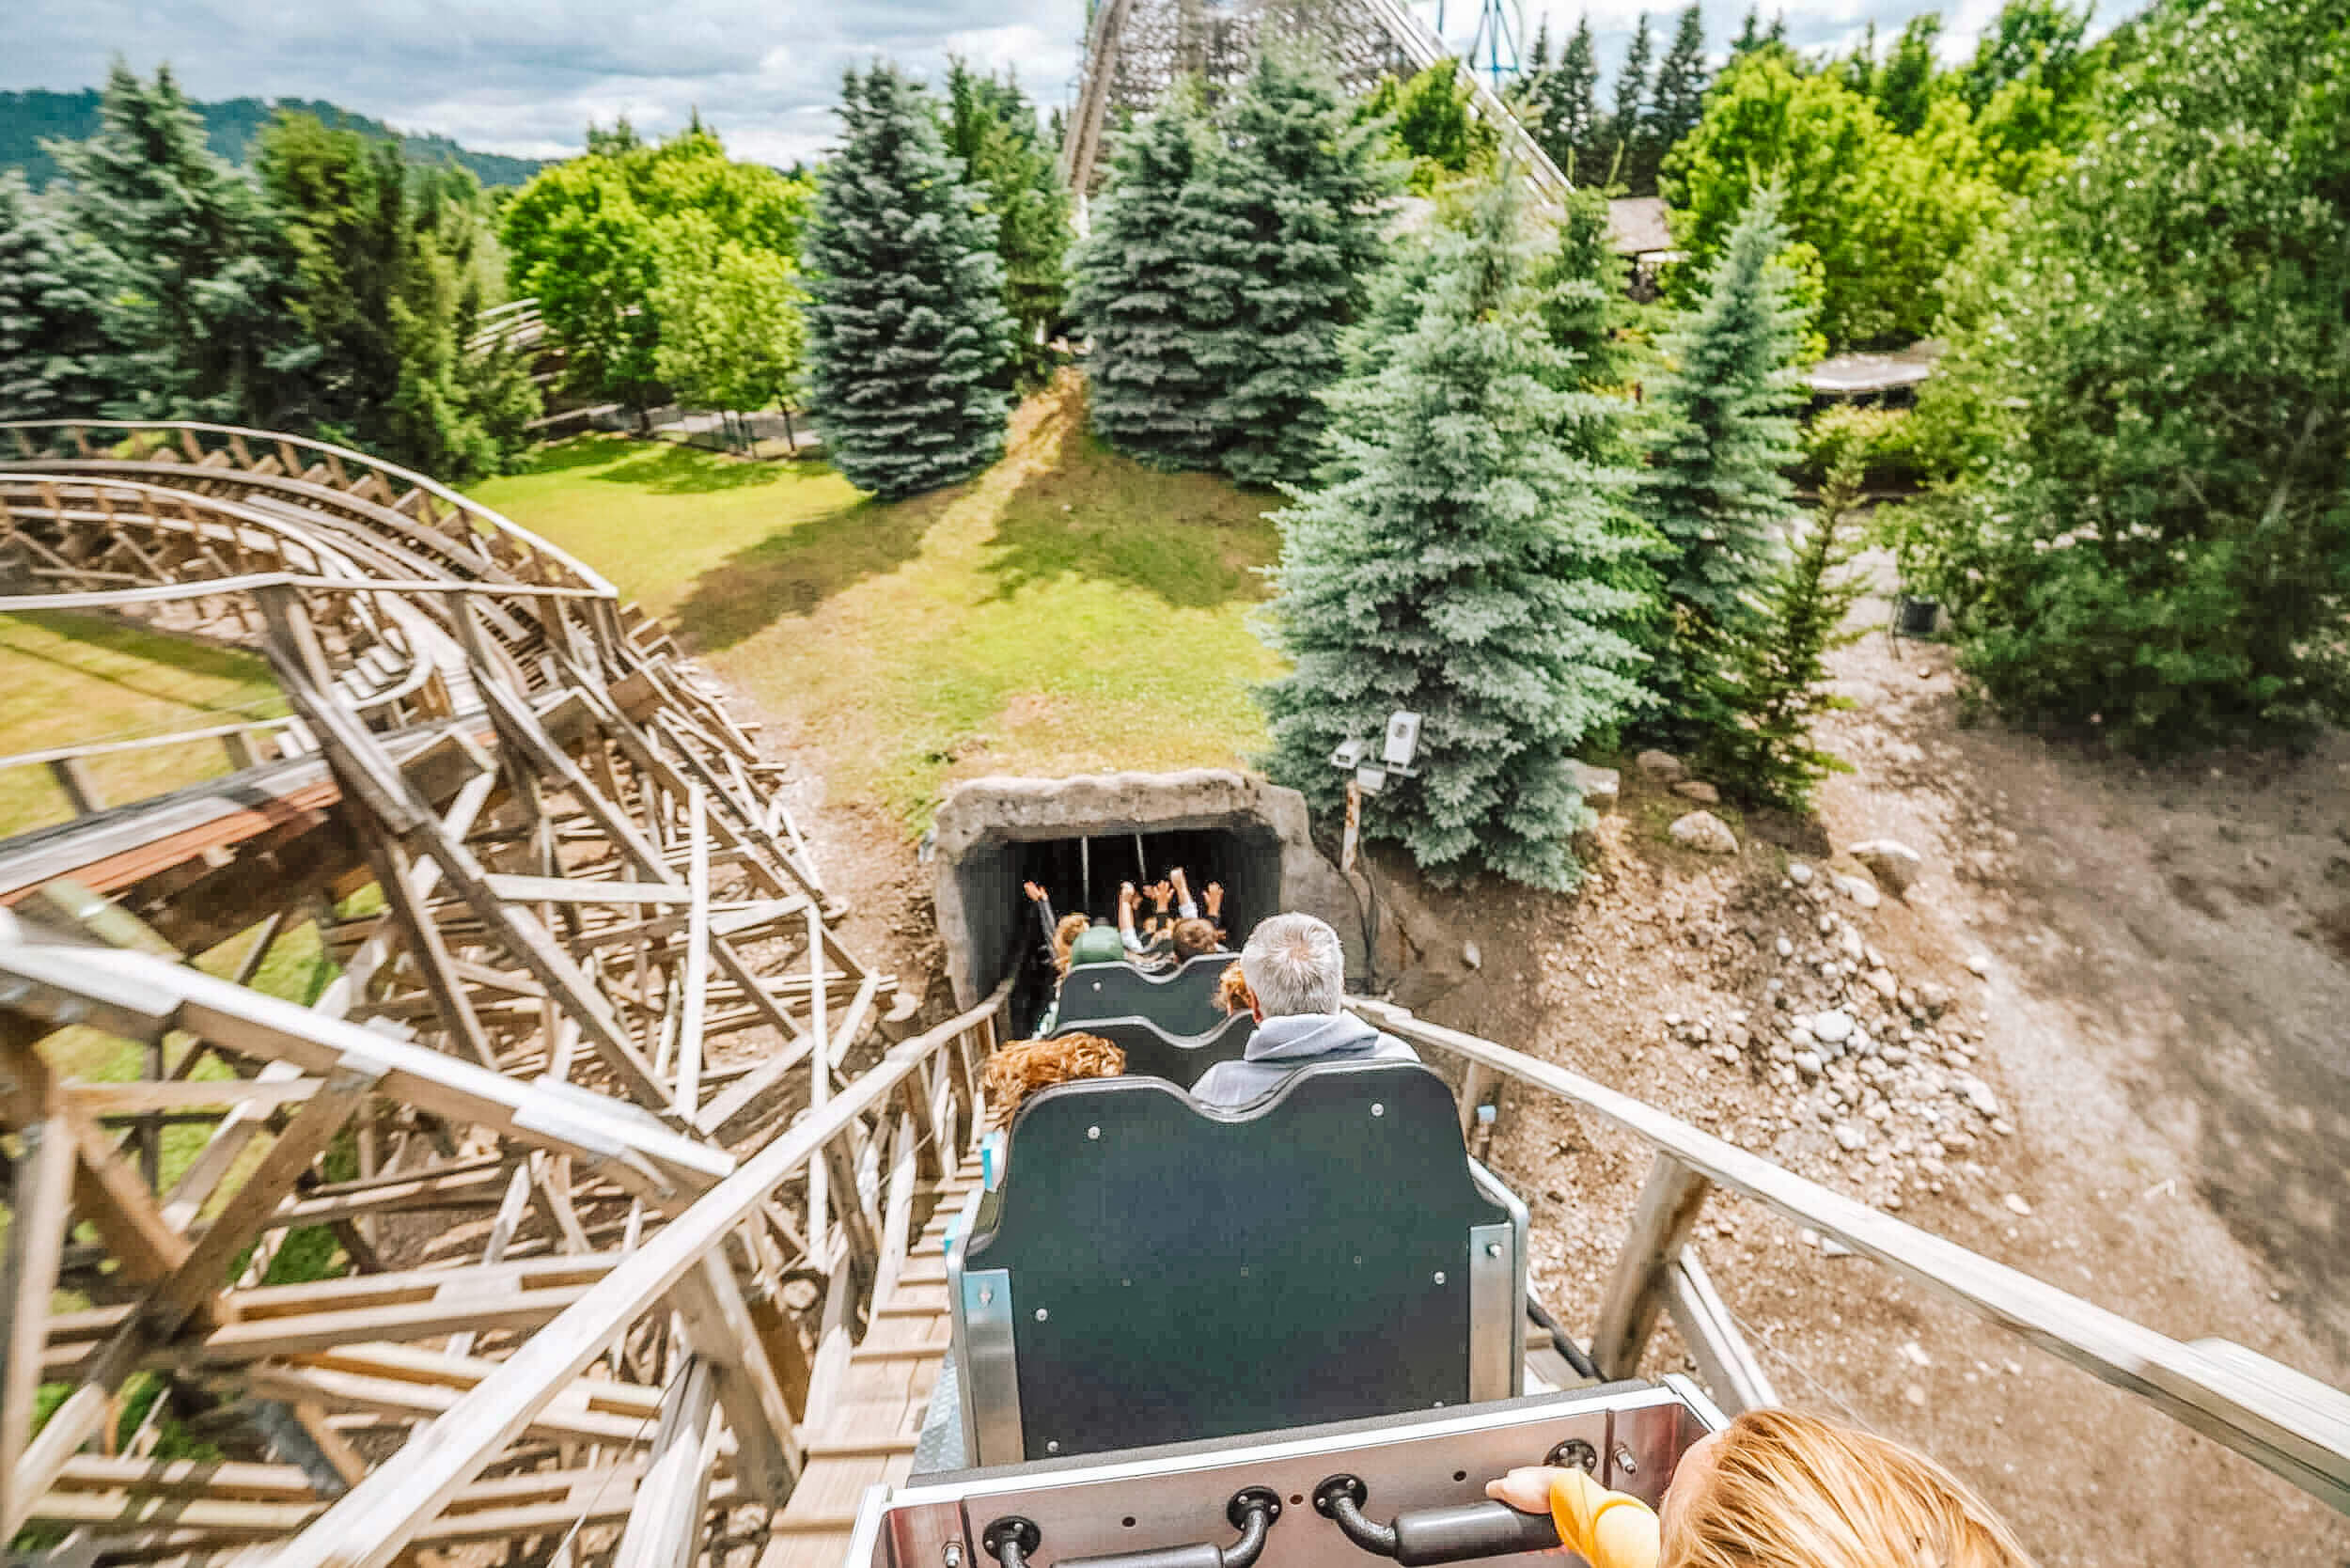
[983,1034,1125,1127]
[1215,960,1256,1017]
[1666,1410,2035,1568]
[1052,914,1090,977]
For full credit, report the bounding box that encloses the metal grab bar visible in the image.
[1315,1476,1561,1567]
[985,1490,1283,1568]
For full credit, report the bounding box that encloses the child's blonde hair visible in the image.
[1052,914,1090,976]
[1666,1409,2035,1568]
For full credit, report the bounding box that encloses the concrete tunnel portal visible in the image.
[929,770,1365,1028]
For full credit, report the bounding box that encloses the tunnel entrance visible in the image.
[930,770,1361,1020]
[969,823,1282,1034]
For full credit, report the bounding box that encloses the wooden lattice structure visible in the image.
[0,420,1007,1567]
[1059,0,1570,203]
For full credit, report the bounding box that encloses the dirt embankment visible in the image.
[1384,625,2350,1566]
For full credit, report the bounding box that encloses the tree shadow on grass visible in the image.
[582,440,801,495]
[517,435,636,476]
[979,398,1278,610]
[1,611,274,699]
[671,494,942,652]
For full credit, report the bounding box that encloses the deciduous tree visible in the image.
[1905,0,2350,752]
[943,61,1072,391]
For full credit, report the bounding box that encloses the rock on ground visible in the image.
[1848,838,1924,896]
[1835,872,1884,909]
[1672,780,1721,804]
[1668,810,1739,855]
[1566,760,1621,813]
[1636,749,1686,784]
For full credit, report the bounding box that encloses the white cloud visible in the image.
[9,0,2125,167]
[7,0,1079,165]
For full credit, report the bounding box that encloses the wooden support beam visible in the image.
[672,785,710,1118]
[144,1062,381,1341]
[1356,997,2350,1513]
[1589,1152,1711,1381]
[0,941,733,1203]
[0,1115,75,1535]
[354,826,494,1069]
[0,1026,191,1284]
[242,981,1010,1568]
[1666,1247,1778,1415]
[668,1253,800,1501]
[611,1355,721,1568]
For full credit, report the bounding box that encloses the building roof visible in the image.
[1807,340,1947,397]
[1606,196,1676,257]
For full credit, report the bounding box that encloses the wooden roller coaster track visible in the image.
[0,419,984,1568]
[1058,0,1571,205]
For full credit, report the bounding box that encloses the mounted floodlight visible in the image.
[1330,738,1367,770]
[1384,711,1422,769]
[1355,764,1388,795]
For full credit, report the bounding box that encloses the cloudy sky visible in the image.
[11,0,2026,168]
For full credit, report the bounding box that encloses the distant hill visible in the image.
[0,88,551,189]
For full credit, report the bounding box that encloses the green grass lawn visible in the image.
[0,612,286,839]
[473,378,1289,826]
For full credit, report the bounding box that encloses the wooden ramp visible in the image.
[765,1155,983,1568]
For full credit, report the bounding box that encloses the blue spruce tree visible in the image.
[804,65,1014,499]
[1638,187,1808,748]
[1260,176,1650,890]
[1068,85,1229,471]
[1192,47,1396,489]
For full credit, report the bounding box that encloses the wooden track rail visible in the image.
[0,421,940,1567]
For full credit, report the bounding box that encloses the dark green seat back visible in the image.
[1048,1012,1253,1086]
[962,1062,1512,1462]
[1055,952,1229,1037]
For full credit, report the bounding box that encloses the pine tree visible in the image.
[1191,46,1396,489]
[51,64,309,425]
[1639,186,1809,745]
[1526,17,1604,180]
[1528,22,1552,71]
[1645,7,1712,163]
[1553,20,1606,179]
[0,172,109,420]
[1700,437,1866,808]
[1874,15,1946,135]
[1067,85,1227,471]
[1731,7,1765,57]
[1259,176,1650,890]
[943,61,1073,392]
[1607,15,1655,187]
[259,115,525,477]
[1539,185,1634,462]
[802,64,1014,499]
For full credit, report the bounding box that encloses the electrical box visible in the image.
[1384,711,1422,768]
[1330,738,1366,770]
[1355,764,1388,795]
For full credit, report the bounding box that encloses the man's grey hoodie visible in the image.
[1189,1010,1418,1109]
